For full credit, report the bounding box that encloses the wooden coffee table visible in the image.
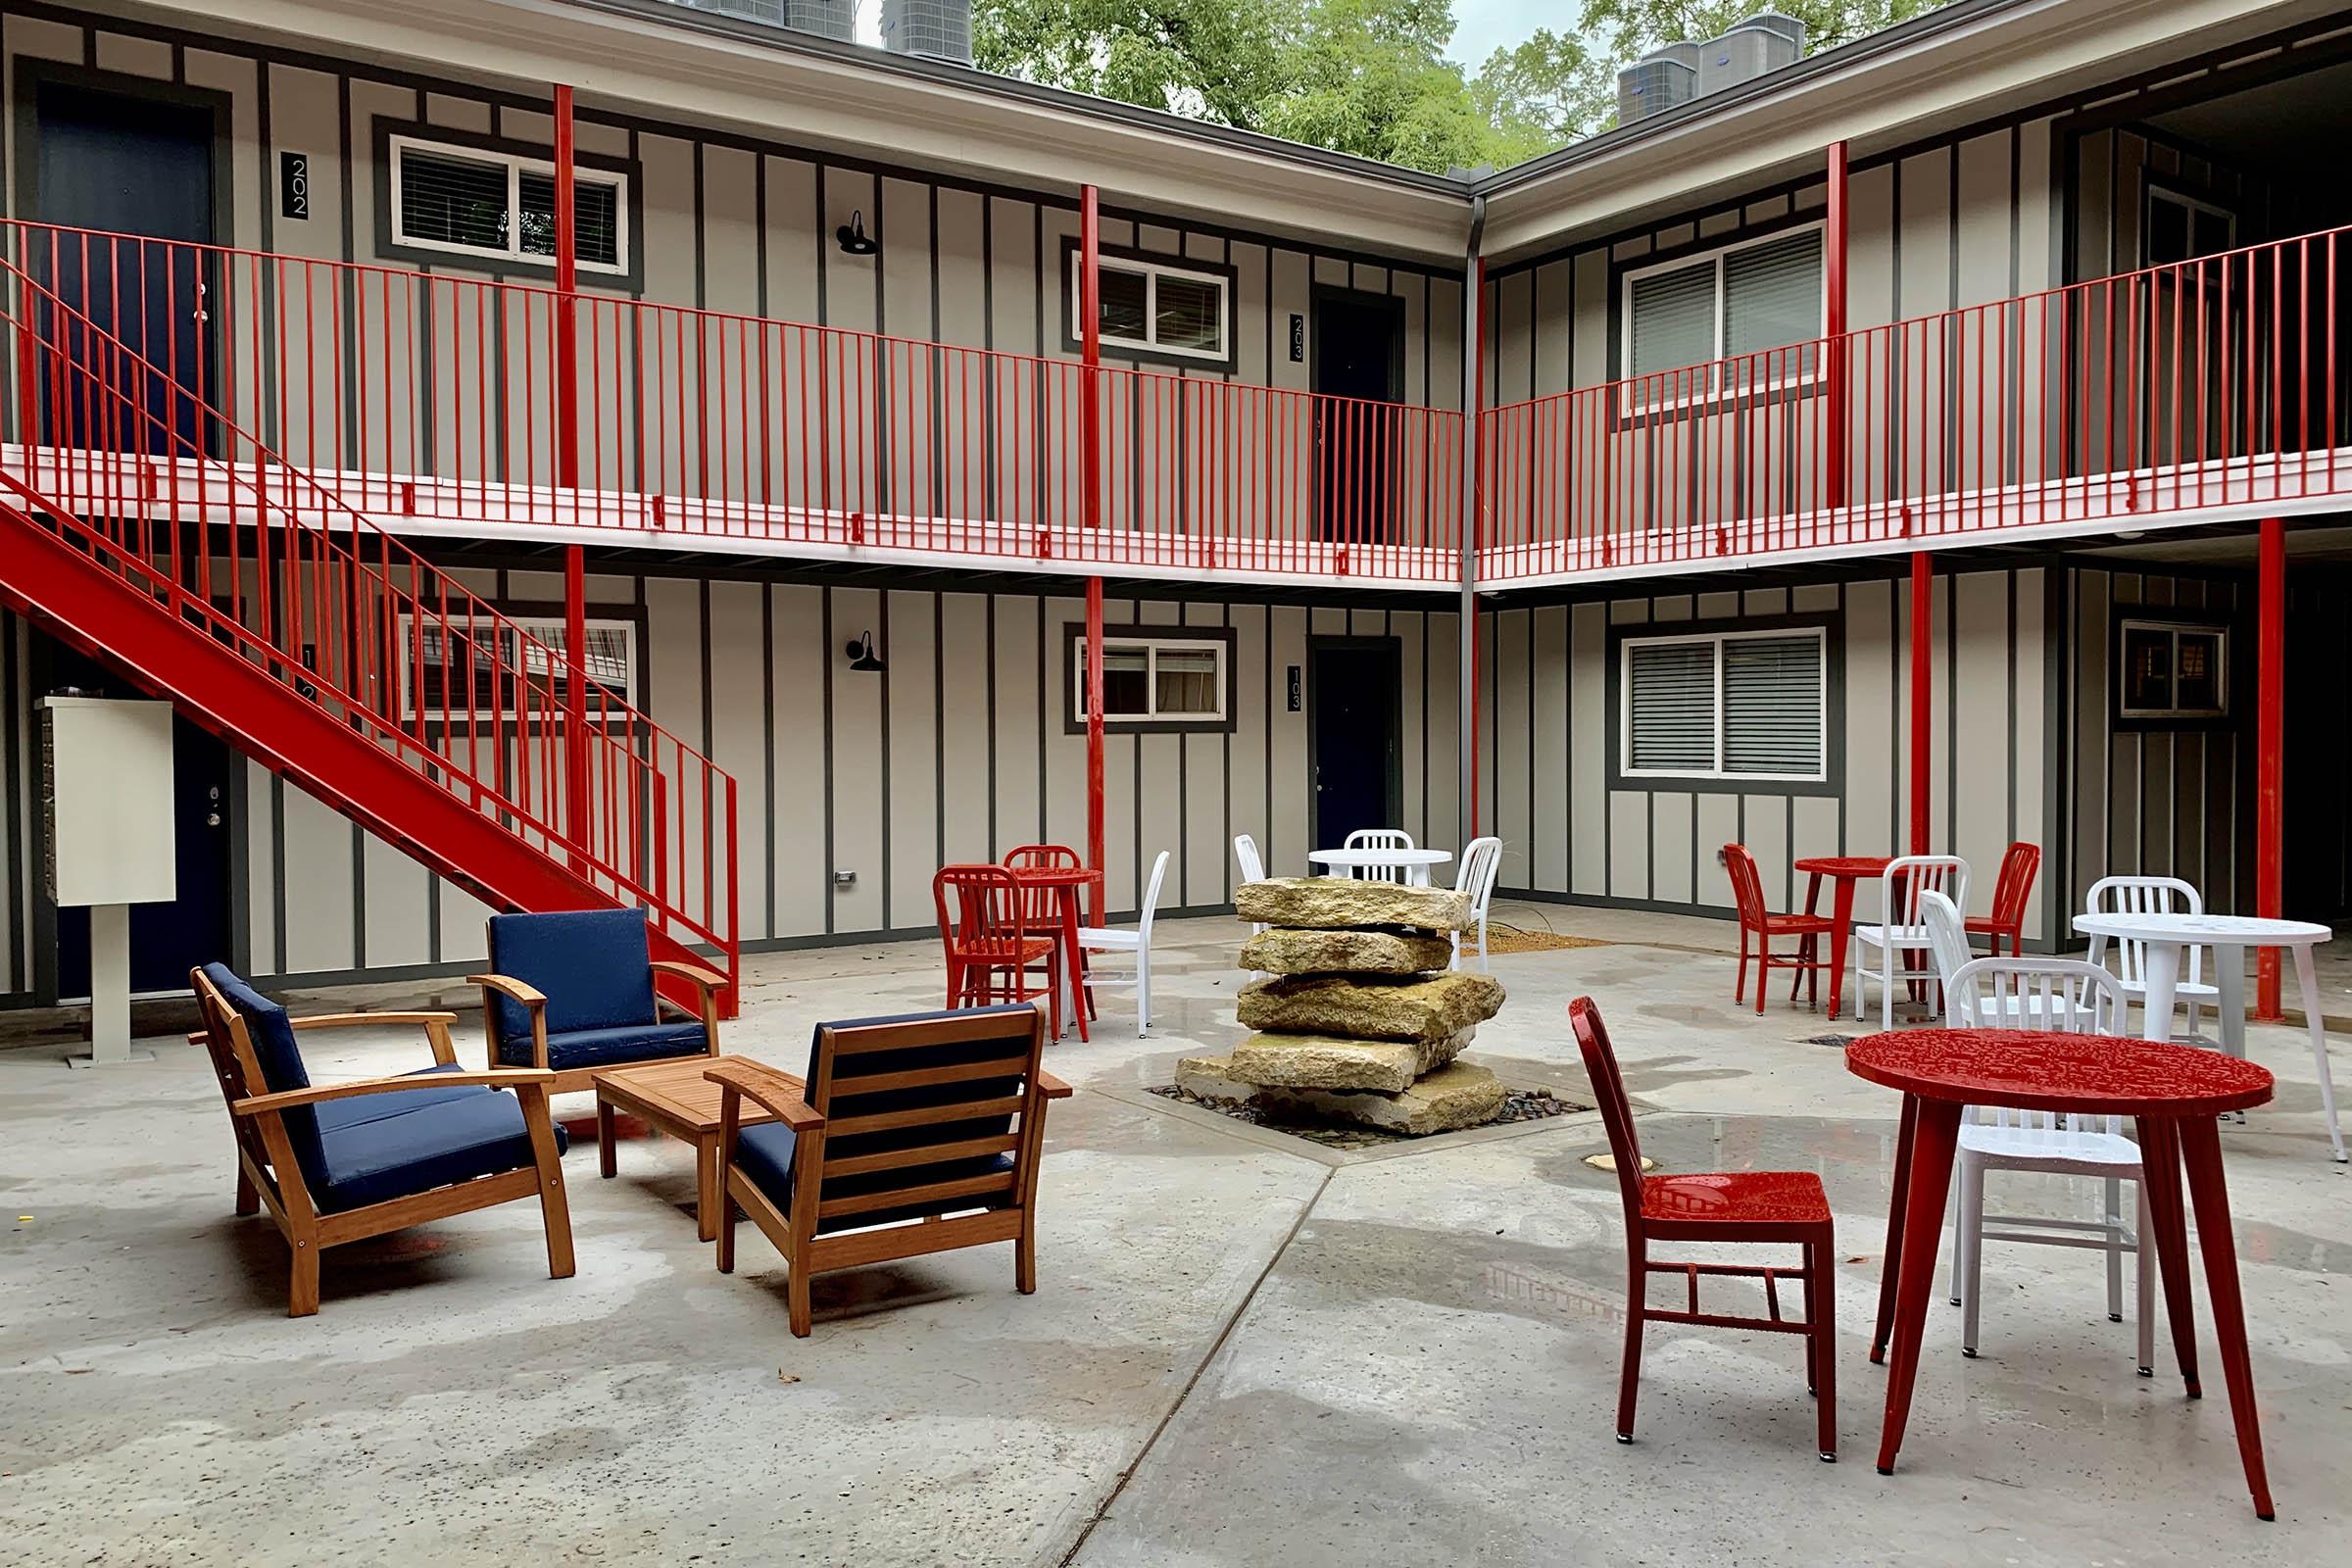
[592,1055,793,1242]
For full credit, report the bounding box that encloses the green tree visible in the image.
[1256,0,1491,172]
[1471,27,1615,165]
[973,0,1294,130]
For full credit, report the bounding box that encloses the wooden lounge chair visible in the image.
[191,962,575,1317]
[706,1003,1070,1336]
[468,907,728,1097]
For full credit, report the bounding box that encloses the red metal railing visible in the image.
[1481,223,2347,579]
[0,231,739,981]
[0,220,1463,583]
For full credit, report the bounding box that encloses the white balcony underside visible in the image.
[11,441,2348,594]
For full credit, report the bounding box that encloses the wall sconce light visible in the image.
[844,630,887,672]
[835,210,877,257]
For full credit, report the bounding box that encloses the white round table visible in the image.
[2073,910,2343,1162]
[1305,848,1453,887]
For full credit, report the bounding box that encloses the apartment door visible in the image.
[1311,289,1403,545]
[1308,637,1401,853]
[43,638,236,1001]
[34,80,216,453]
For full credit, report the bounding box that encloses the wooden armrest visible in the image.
[232,1068,556,1117]
[290,1010,461,1031]
[705,1059,823,1131]
[649,958,729,993]
[1037,1070,1073,1101]
[466,974,547,1009]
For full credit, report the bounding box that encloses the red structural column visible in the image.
[554,85,588,855]
[1908,551,1931,856]
[1467,255,1487,839]
[2255,516,2284,1018]
[1080,185,1105,924]
[1825,140,1848,511]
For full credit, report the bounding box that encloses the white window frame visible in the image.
[388,133,630,275]
[398,612,638,724]
[1071,634,1229,725]
[1619,220,1827,415]
[1620,625,1828,783]
[2118,617,2229,720]
[1068,250,1231,364]
[2145,185,2237,268]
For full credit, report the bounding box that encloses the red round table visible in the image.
[1005,863,1102,1042]
[1792,856,1892,1018]
[1845,1029,2278,1516]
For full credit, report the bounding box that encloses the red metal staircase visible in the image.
[0,248,738,1003]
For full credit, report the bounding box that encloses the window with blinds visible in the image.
[1622,223,1824,410]
[1069,249,1229,362]
[390,135,627,272]
[1623,629,1826,781]
[1072,635,1229,725]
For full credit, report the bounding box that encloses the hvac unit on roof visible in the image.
[1616,41,1700,125]
[667,0,856,43]
[1697,11,1808,97]
[880,0,974,65]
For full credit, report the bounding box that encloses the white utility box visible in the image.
[42,696,176,907]
[42,696,176,1068]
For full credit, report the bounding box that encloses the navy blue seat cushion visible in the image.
[485,908,659,1045]
[729,1004,1037,1234]
[315,1063,492,1135]
[203,962,326,1188]
[315,1092,566,1213]
[501,1021,709,1072]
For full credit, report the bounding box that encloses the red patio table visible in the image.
[1791,856,1891,1018]
[1005,861,1102,1043]
[1845,1028,2277,1516]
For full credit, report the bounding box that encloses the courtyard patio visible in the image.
[4,904,2347,1565]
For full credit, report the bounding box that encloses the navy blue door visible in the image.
[1309,641,1400,854]
[34,82,215,453]
[35,86,232,998]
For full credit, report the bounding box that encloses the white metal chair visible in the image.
[1234,833,1268,979]
[1940,947,2152,1373]
[1922,891,2085,1030]
[1342,828,1415,883]
[1079,850,1168,1036]
[1450,836,1503,970]
[2082,874,2220,1048]
[1849,855,1969,1024]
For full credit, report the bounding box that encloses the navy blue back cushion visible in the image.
[203,962,326,1185]
[485,908,658,1043]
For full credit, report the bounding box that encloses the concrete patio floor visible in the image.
[3,902,2347,1565]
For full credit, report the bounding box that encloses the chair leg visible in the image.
[1016,1212,1038,1295]
[1803,1242,1820,1393]
[1616,1243,1646,1442]
[715,1183,738,1274]
[787,1261,813,1338]
[1753,936,1770,1014]
[2134,1182,2156,1376]
[1736,928,1750,1004]
[234,1162,260,1217]
[1812,1233,1838,1461]
[1946,1164,1964,1306]
[2104,1175,2125,1323]
[287,1241,320,1318]
[1960,1154,1986,1357]
[1136,949,1152,1037]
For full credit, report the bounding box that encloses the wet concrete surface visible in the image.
[2,904,2347,1563]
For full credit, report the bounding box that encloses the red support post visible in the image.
[1826,140,1849,512]
[2256,516,2284,1018]
[1081,185,1105,924]
[1908,551,1931,857]
[555,85,588,856]
[1469,256,1488,838]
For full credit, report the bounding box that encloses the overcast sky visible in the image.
[1444,0,1537,67]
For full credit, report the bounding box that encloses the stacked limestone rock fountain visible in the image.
[1178,877,1506,1134]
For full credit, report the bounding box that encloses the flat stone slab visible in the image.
[1235,878,1470,934]
[1226,1029,1472,1094]
[1175,1054,1262,1102]
[1254,1062,1507,1135]
[1238,927,1453,976]
[1237,971,1504,1044]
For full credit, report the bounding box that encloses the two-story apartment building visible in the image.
[0,0,2340,1014]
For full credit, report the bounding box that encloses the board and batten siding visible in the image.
[1480,565,2058,948]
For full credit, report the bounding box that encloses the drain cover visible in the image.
[1801,1033,1861,1049]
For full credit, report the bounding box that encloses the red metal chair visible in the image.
[1004,844,1091,1022]
[935,865,1061,1040]
[1570,997,1837,1461]
[1725,844,1833,1012]
[1966,842,2041,957]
